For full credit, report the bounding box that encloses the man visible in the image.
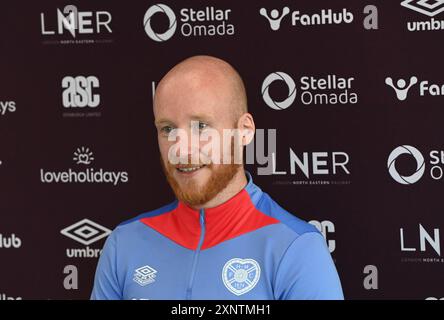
[91,55,344,300]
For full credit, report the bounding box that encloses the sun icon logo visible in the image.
[73,147,95,165]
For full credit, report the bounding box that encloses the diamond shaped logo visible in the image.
[61,219,111,245]
[133,265,158,286]
[401,0,444,17]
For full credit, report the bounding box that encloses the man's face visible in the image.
[154,73,242,207]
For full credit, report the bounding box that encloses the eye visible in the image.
[160,125,175,135]
[198,122,208,130]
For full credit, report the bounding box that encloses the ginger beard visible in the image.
[160,142,242,207]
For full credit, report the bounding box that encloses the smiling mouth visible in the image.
[176,164,206,173]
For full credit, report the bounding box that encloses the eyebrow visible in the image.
[189,114,214,122]
[154,114,214,127]
[154,119,173,127]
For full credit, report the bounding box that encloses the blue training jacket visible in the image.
[91,171,344,300]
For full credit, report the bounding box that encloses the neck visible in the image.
[191,167,248,210]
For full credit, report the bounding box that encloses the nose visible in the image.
[169,123,201,165]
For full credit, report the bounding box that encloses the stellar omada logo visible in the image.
[261,71,358,110]
[143,3,235,42]
[388,145,444,185]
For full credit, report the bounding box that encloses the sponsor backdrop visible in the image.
[1,0,443,300]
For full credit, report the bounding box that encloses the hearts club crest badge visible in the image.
[222,258,261,296]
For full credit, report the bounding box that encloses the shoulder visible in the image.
[111,200,178,235]
[255,191,320,238]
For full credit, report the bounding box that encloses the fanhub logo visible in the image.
[385,76,418,101]
[260,6,353,29]
[61,219,111,258]
[386,75,444,101]
[388,145,444,184]
[262,71,358,109]
[143,3,234,41]
[259,7,290,31]
[40,5,113,44]
[260,5,378,30]
[40,147,129,185]
[401,0,444,31]
[291,8,354,26]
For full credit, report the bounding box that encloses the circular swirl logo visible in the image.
[261,72,296,110]
[143,4,177,42]
[388,145,425,185]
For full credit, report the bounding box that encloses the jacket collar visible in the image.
[176,170,263,217]
[140,170,278,250]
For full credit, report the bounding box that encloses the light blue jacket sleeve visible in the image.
[90,230,123,300]
[274,231,344,300]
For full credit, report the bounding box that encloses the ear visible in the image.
[237,113,255,146]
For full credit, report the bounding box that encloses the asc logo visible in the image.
[62,76,100,108]
[222,258,260,296]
